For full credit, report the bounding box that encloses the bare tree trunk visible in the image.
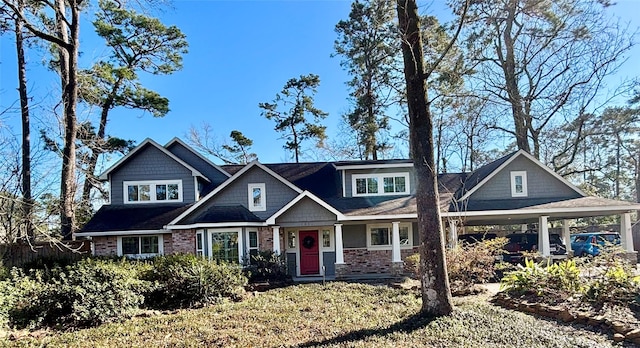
[396,0,453,316]
[501,0,530,154]
[15,0,33,238]
[58,0,80,239]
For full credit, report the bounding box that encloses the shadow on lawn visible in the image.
[296,312,437,347]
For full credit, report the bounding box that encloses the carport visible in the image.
[442,196,640,258]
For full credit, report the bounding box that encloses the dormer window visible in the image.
[352,173,409,196]
[124,180,182,204]
[248,183,266,211]
[510,171,528,197]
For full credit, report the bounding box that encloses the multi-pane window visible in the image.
[125,181,181,203]
[322,229,331,248]
[367,223,413,249]
[287,231,296,249]
[210,231,239,263]
[121,235,161,256]
[248,183,266,211]
[247,230,259,263]
[353,173,410,196]
[510,171,528,197]
[196,231,204,257]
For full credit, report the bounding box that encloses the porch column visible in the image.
[272,225,281,255]
[448,220,458,249]
[392,221,401,263]
[521,224,528,233]
[334,223,344,264]
[562,219,572,255]
[620,212,634,252]
[539,216,550,257]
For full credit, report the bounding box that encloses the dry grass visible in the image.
[1,281,630,348]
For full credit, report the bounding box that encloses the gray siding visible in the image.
[343,167,415,197]
[110,144,196,205]
[343,224,366,248]
[276,197,337,227]
[166,142,229,186]
[286,252,297,276]
[323,252,336,276]
[472,156,581,201]
[188,165,299,221]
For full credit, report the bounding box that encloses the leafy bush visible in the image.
[500,258,582,303]
[0,258,150,329]
[143,254,247,309]
[404,253,420,276]
[579,248,640,307]
[245,250,288,282]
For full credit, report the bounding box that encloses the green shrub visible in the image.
[1,258,150,329]
[501,258,584,304]
[580,249,640,307]
[404,253,420,276]
[245,250,288,282]
[143,254,247,309]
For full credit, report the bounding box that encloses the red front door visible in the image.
[299,230,320,275]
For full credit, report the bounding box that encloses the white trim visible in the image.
[510,171,528,197]
[320,227,334,251]
[334,162,413,170]
[98,138,209,182]
[167,161,303,226]
[165,222,267,230]
[206,227,244,263]
[164,137,231,177]
[117,234,164,258]
[266,190,345,225]
[248,183,266,212]
[194,177,199,201]
[341,214,417,221]
[123,180,183,204]
[74,229,168,237]
[366,222,413,250]
[341,170,346,198]
[459,150,585,201]
[351,172,410,197]
[443,205,640,218]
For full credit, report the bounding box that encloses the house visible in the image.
[76,138,640,278]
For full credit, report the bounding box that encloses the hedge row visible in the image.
[0,254,247,330]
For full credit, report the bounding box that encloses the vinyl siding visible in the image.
[276,197,337,227]
[471,156,581,201]
[343,167,415,197]
[110,145,196,205]
[286,252,297,276]
[343,224,366,248]
[323,252,336,276]
[187,165,299,221]
[166,142,229,187]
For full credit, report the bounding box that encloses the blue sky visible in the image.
[1,0,639,167]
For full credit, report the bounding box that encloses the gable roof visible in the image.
[164,137,231,178]
[98,138,209,181]
[266,190,345,225]
[167,160,304,226]
[457,150,586,200]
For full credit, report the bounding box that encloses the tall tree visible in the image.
[11,0,33,238]
[396,0,468,316]
[3,0,83,238]
[334,0,398,160]
[222,130,257,164]
[79,0,187,206]
[259,74,328,163]
[460,0,635,159]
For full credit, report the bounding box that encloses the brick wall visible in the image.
[258,227,284,252]
[94,236,118,256]
[172,229,196,254]
[162,233,173,254]
[340,247,419,276]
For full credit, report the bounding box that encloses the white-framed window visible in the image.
[352,173,409,196]
[196,230,204,257]
[366,223,413,249]
[248,183,266,211]
[247,230,259,263]
[124,180,182,204]
[209,230,240,263]
[117,235,164,258]
[510,171,528,197]
[287,230,297,250]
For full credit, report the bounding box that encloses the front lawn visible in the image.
[2,282,628,348]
